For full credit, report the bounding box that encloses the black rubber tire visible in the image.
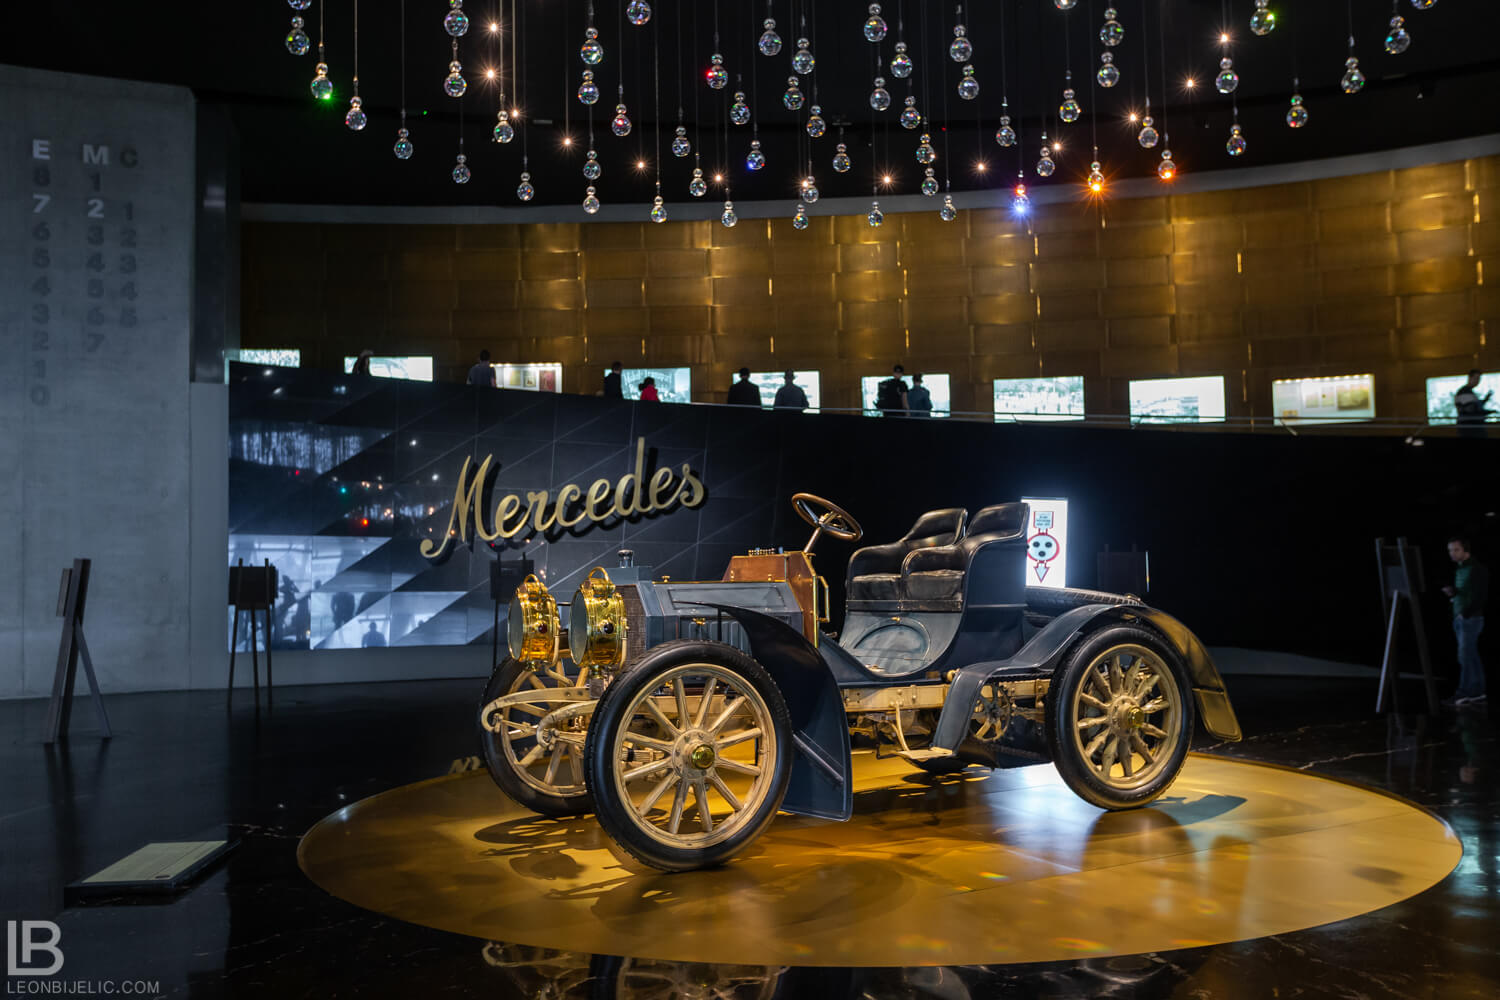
[584,640,793,872]
[1044,624,1196,810]
[478,657,594,818]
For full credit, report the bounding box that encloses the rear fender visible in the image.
[686,603,854,821]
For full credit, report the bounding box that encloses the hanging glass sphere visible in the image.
[493,110,514,143]
[583,149,601,180]
[344,95,367,131]
[950,25,973,63]
[868,201,884,228]
[1087,161,1105,194]
[865,5,888,42]
[730,92,751,125]
[1286,92,1309,127]
[793,38,815,75]
[672,126,691,157]
[940,194,957,221]
[578,70,599,105]
[1037,139,1056,177]
[286,17,310,56]
[784,76,805,110]
[916,133,936,164]
[517,172,534,201]
[627,1,652,27]
[1216,57,1239,94]
[807,105,827,138]
[1097,51,1119,87]
[746,140,766,171]
[1410,0,1435,7]
[1055,0,1078,9]
[611,103,632,136]
[445,61,468,98]
[1385,17,1411,54]
[1100,8,1124,46]
[1012,183,1031,215]
[833,143,851,173]
[1250,0,1277,36]
[996,115,1017,147]
[891,42,913,79]
[650,195,667,223]
[690,167,706,197]
[921,168,939,197]
[759,19,783,57]
[1341,57,1366,94]
[706,54,728,89]
[722,200,738,228]
[310,62,333,100]
[393,127,413,159]
[1138,115,1158,148]
[288,0,311,9]
[900,97,922,130]
[793,203,810,230]
[1226,123,1247,156]
[801,176,820,203]
[1158,148,1176,180]
[580,27,604,65]
[445,0,469,37]
[583,186,600,214]
[958,66,980,100]
[452,154,471,184]
[1059,87,1081,122]
[870,77,891,111]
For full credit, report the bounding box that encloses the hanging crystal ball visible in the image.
[793,204,810,230]
[730,92,751,125]
[1088,162,1105,191]
[445,62,468,98]
[1100,8,1124,45]
[345,96,367,131]
[493,111,514,143]
[611,104,632,136]
[288,0,311,9]
[940,194,957,221]
[393,127,413,159]
[1226,124,1247,156]
[1098,52,1119,87]
[310,63,333,100]
[870,77,891,111]
[1410,0,1435,7]
[1216,58,1239,94]
[650,196,667,223]
[807,106,827,138]
[452,154,471,184]
[1385,17,1411,54]
[1250,0,1276,36]
[921,168,939,197]
[1037,150,1056,177]
[583,186,600,214]
[444,2,469,38]
[672,127,691,157]
[916,133,936,164]
[578,70,599,105]
[759,19,783,57]
[1158,150,1176,180]
[891,42,913,79]
[583,150,601,180]
[580,28,603,65]
[868,202,884,228]
[865,5,888,42]
[627,1,652,27]
[1286,93,1309,128]
[996,116,1017,146]
[722,201,738,228]
[690,168,706,197]
[958,66,980,100]
[517,173,534,201]
[286,18,310,56]
[900,97,921,129]
[792,39,815,75]
[950,25,973,63]
[707,54,728,89]
[802,176,820,202]
[1055,0,1077,9]
[1138,116,1159,148]
[1060,88,1081,122]
[833,144,851,173]
[746,141,766,171]
[784,77,805,110]
[1012,185,1031,213]
[1341,57,1366,94]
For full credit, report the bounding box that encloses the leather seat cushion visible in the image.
[905,569,964,601]
[849,573,902,601]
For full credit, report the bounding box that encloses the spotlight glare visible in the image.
[1128,112,1139,123]
[1052,141,1062,152]
[1219,32,1230,44]
[636,159,647,170]
[485,68,496,79]
[882,174,892,185]
[562,136,573,146]
[713,173,724,183]
[1185,77,1198,89]
[489,22,499,33]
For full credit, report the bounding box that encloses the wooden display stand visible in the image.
[44,558,112,743]
[229,559,277,695]
[1374,538,1440,714]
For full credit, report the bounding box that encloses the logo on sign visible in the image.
[7,920,64,976]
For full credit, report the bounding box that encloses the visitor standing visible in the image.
[1454,370,1493,439]
[1442,535,1489,706]
[907,373,933,418]
[639,377,660,402]
[727,367,761,406]
[351,349,373,376]
[876,364,908,416]
[467,349,497,387]
[603,361,624,399]
[773,371,809,411]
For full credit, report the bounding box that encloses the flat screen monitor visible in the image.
[1271,374,1375,424]
[1426,371,1500,423]
[860,373,951,417]
[1128,375,1226,424]
[229,348,301,368]
[494,362,561,392]
[344,356,435,382]
[748,370,821,411]
[994,376,1086,422]
[607,366,692,404]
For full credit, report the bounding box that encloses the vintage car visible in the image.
[478,494,1242,872]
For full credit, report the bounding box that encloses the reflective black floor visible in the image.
[2,671,1495,999]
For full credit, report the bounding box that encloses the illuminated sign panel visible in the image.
[1021,497,1069,589]
[994,376,1086,422]
[1426,372,1500,423]
[749,370,821,411]
[606,366,693,404]
[344,356,435,382]
[495,362,561,392]
[1128,375,1226,423]
[860,373,951,417]
[1271,374,1375,424]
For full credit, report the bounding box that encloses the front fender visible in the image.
[686,604,853,821]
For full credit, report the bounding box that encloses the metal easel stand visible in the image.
[44,558,112,744]
[1374,537,1441,715]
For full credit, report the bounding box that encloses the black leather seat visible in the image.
[902,503,1028,605]
[846,508,967,604]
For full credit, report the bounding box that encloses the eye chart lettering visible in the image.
[1021,497,1069,589]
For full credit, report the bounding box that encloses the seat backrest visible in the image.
[954,502,1029,607]
[845,507,968,591]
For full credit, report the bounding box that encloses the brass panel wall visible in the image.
[242,155,1499,420]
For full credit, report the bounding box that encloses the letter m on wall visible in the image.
[82,144,110,166]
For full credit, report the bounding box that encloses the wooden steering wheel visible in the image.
[791,493,864,553]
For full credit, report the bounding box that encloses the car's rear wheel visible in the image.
[478,657,594,817]
[584,640,792,872]
[1045,625,1195,809]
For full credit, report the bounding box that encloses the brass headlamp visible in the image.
[508,574,560,665]
[569,566,627,670]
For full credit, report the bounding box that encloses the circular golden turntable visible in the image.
[299,753,1459,967]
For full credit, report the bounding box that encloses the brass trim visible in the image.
[569,566,628,670]
[507,574,560,666]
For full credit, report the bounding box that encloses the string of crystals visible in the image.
[1057,7,1075,119]
[801,6,821,203]
[345,0,366,129]
[650,4,665,222]
[445,0,468,100]
[492,5,514,145]
[1216,1,1239,94]
[688,0,705,197]
[952,4,979,99]
[759,0,781,56]
[1250,0,1277,35]
[1083,0,1103,196]
[1138,0,1158,149]
[612,0,631,136]
[1096,4,1121,87]
[1285,10,1308,129]
[1154,0,1175,180]
[286,11,310,55]
[453,101,470,183]
[1385,0,1412,54]
[1226,101,1247,156]
[1342,0,1366,93]
[310,0,333,99]
[516,0,533,200]
[995,0,1015,147]
[394,0,413,158]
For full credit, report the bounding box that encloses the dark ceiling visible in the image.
[3,1,1496,209]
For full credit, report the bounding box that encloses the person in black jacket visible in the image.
[727,367,761,406]
[1442,535,1489,706]
[602,361,624,399]
[875,364,908,416]
[773,371,809,411]
[1454,370,1493,440]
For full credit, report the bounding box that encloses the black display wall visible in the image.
[229,363,1498,663]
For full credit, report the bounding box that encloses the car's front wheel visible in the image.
[478,657,594,817]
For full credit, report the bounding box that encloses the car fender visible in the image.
[684,603,854,822]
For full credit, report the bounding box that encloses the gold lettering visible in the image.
[648,466,675,508]
[494,494,526,538]
[419,455,496,559]
[528,490,557,532]
[555,484,585,528]
[585,478,615,522]
[676,466,707,508]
